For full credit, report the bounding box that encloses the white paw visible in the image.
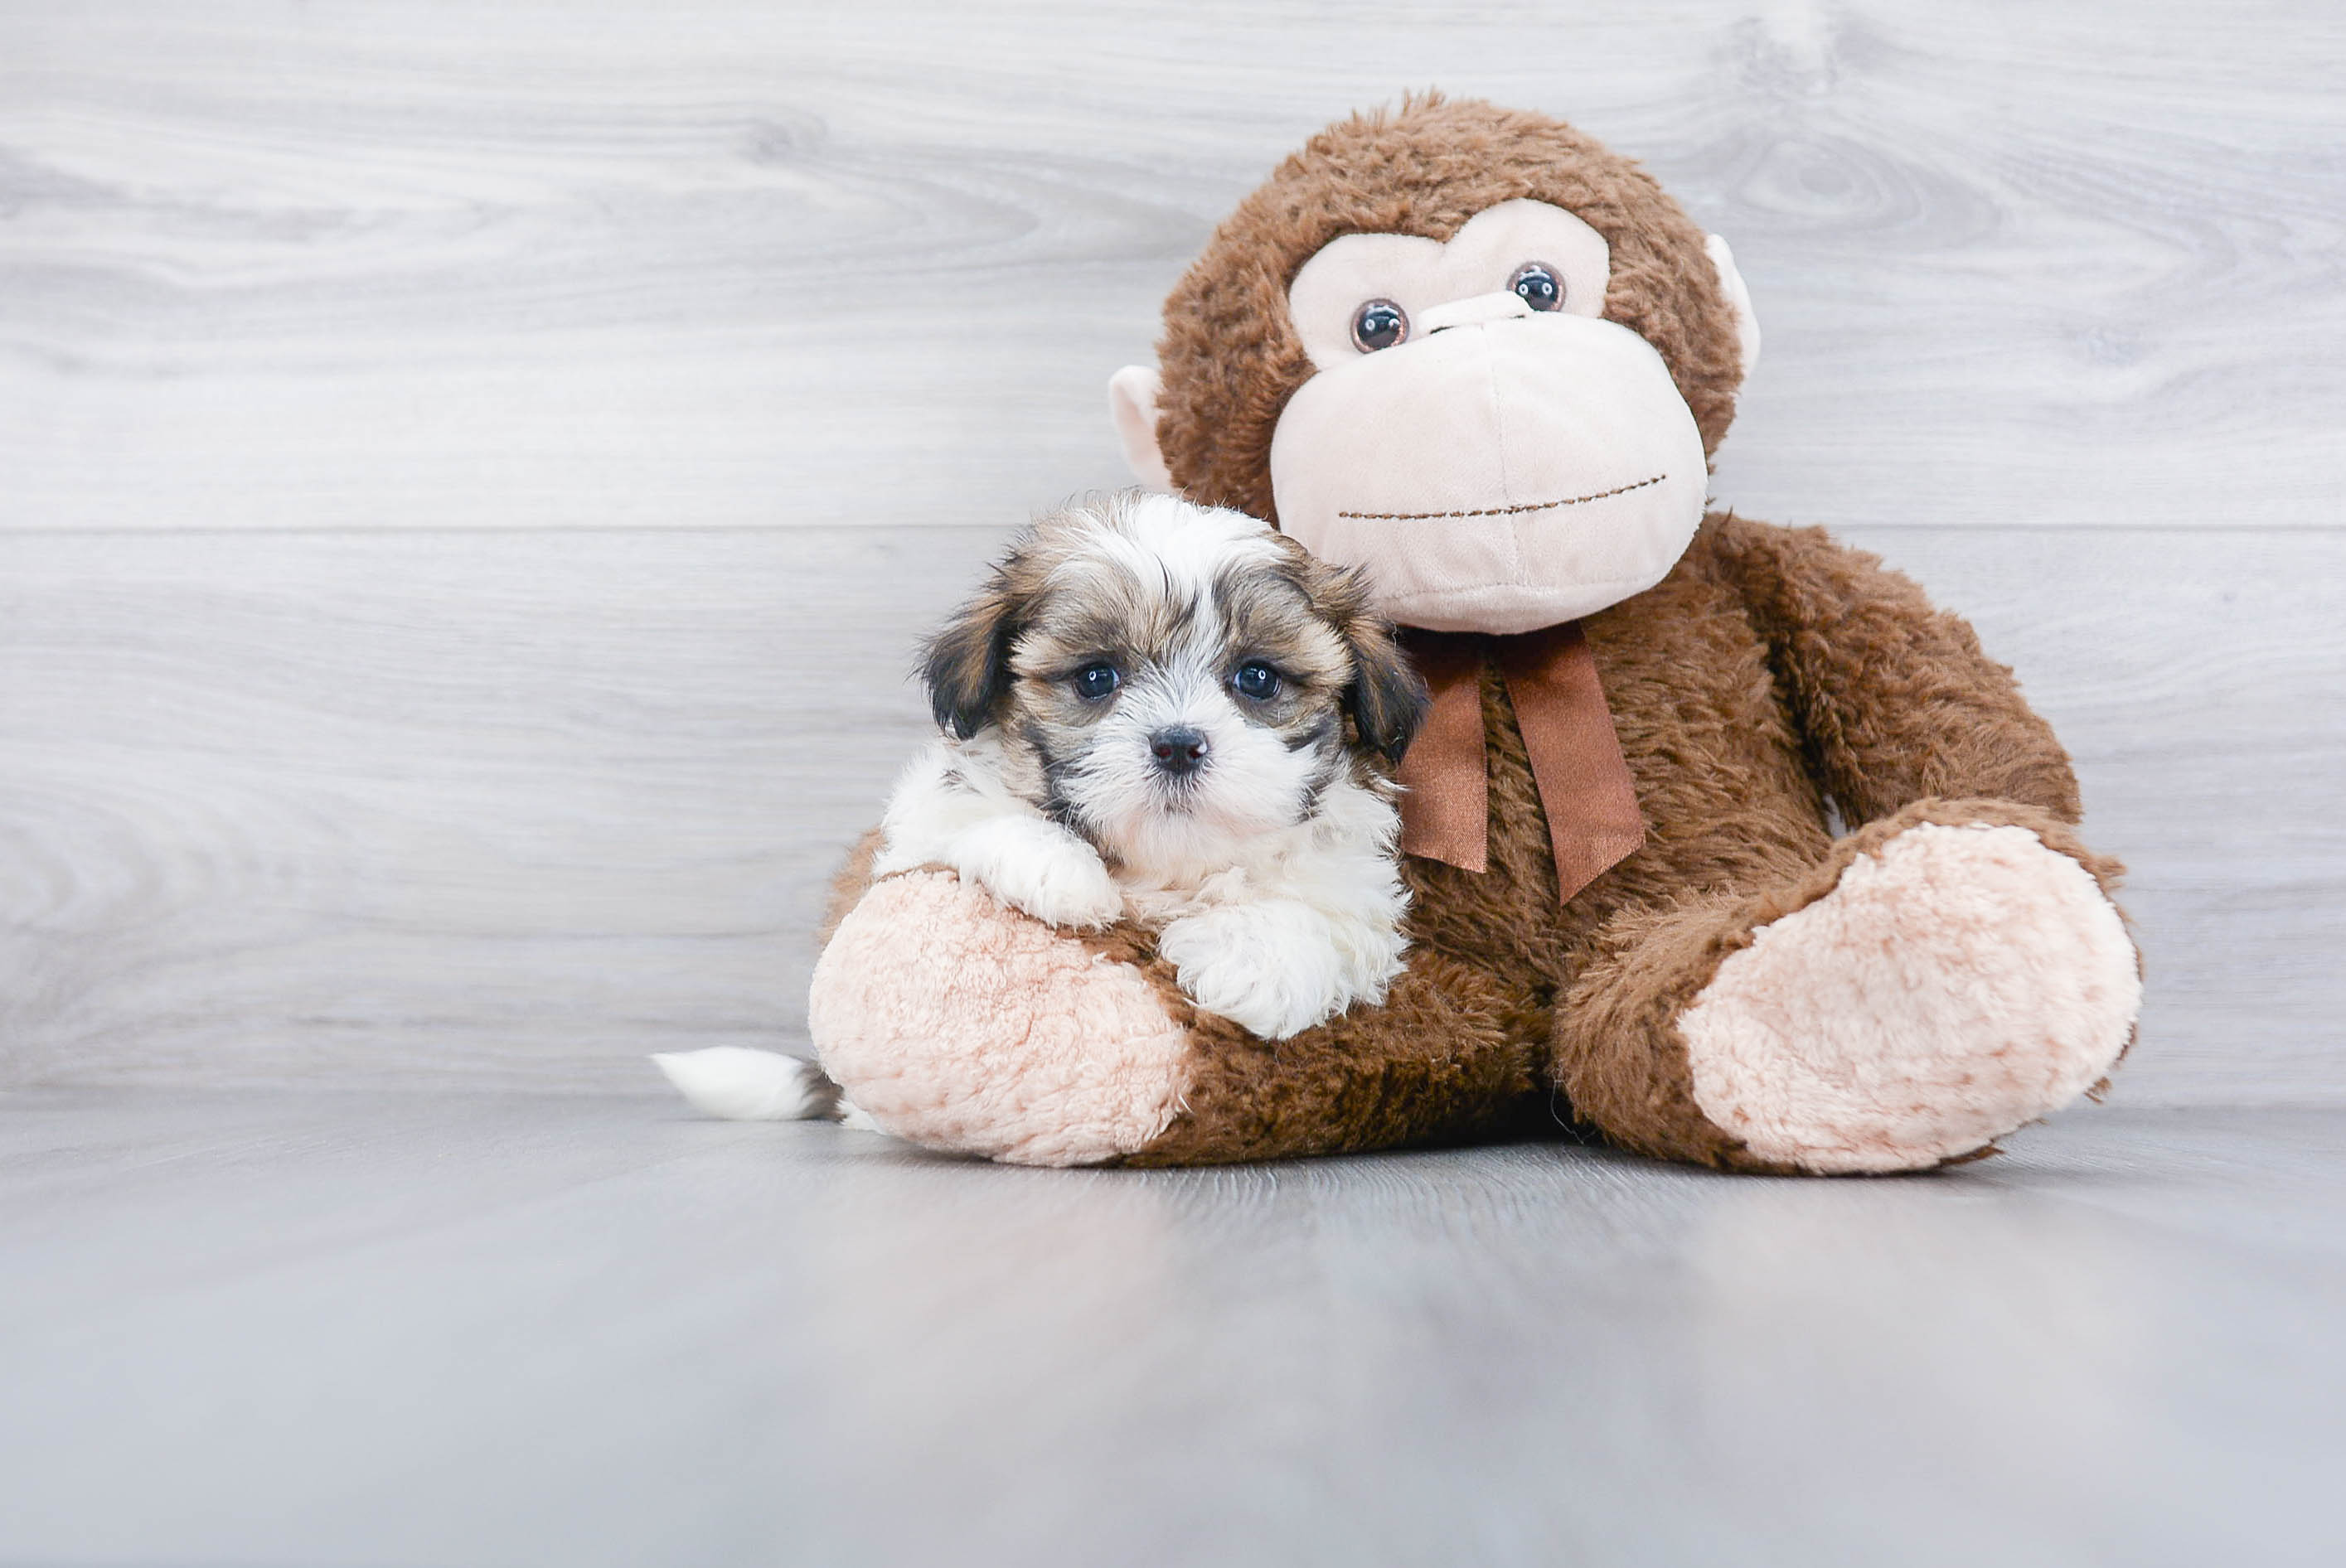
[983,843,1123,927]
[957,819,1124,928]
[1158,903,1347,1040]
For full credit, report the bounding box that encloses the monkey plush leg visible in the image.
[1555,801,2142,1174]
[811,869,1544,1168]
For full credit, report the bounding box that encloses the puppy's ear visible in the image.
[1301,557,1427,764]
[1342,611,1429,764]
[920,573,1022,740]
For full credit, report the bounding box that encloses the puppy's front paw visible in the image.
[956,818,1124,929]
[1158,903,1345,1041]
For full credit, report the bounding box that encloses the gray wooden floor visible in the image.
[4,1092,2344,1568]
[5,4,2345,1563]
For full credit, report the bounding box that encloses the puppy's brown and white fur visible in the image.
[652,492,1424,1122]
[875,491,1426,1039]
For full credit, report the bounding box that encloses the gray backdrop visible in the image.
[3,0,2341,1103]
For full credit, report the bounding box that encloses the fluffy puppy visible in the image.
[875,491,1427,1039]
[652,491,1427,1125]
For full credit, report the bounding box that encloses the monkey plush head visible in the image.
[1110,94,1761,636]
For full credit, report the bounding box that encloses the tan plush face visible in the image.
[1268,198,1710,633]
[1116,96,1759,637]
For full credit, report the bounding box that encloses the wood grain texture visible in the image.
[4,17,2337,1559]
[1,3,2339,1106]
[2,1091,2344,1566]
[3,1,2343,533]
[0,525,995,1090]
[2,524,2338,1103]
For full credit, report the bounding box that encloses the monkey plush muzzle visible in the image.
[1268,307,1708,634]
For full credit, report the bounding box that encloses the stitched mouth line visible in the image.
[1335,473,1667,521]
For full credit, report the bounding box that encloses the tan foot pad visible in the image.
[1682,824,2141,1174]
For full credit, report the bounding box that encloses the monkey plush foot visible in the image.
[1677,820,2141,1174]
[807,870,1192,1167]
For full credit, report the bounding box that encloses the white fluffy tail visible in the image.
[652,1047,840,1121]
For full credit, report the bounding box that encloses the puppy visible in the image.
[876,491,1427,1038]
[653,491,1427,1125]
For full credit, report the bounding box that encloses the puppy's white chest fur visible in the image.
[873,728,1410,1042]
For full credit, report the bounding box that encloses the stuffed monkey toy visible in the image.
[806,95,2142,1174]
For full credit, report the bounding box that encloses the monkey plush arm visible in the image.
[1710,514,2084,829]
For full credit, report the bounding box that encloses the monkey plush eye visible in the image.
[1350,299,1408,352]
[1509,262,1565,312]
[1072,662,1121,700]
[1230,661,1282,701]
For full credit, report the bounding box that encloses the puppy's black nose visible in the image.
[1149,726,1209,776]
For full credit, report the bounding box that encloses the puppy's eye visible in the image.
[1509,262,1564,312]
[1230,661,1282,701]
[1071,662,1121,700]
[1350,299,1408,352]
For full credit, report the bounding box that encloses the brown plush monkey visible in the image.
[806,96,2141,1174]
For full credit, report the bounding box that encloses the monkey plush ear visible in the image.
[920,580,1020,741]
[1704,235,1762,382]
[1108,365,1177,491]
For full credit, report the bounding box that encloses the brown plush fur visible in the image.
[826,98,2124,1170]
[1067,515,2107,1167]
[822,825,886,946]
[1153,94,1747,527]
[1088,99,2120,1168]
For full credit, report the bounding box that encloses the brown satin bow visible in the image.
[1394,622,1645,903]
